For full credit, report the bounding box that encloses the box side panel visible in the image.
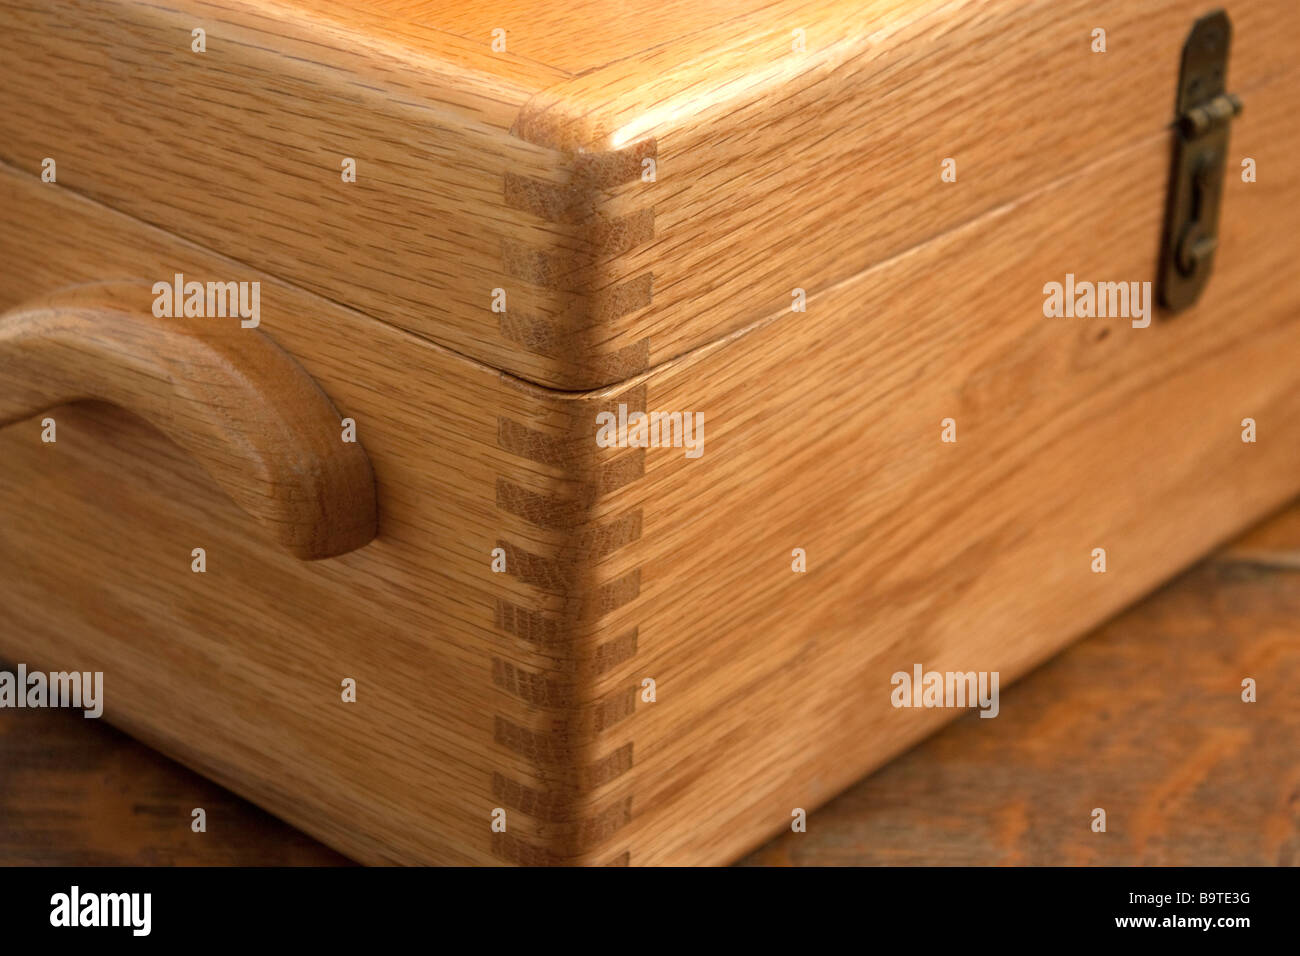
[512,0,1300,387]
[0,163,625,865]
[579,69,1300,864]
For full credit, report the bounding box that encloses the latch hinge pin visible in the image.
[1179,92,1242,138]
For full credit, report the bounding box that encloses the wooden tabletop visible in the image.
[4,502,1298,866]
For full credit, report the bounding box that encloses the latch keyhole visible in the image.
[1176,155,1221,276]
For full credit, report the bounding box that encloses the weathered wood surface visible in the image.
[744,505,1300,865]
[0,706,349,866]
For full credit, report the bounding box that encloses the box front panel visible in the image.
[582,69,1300,864]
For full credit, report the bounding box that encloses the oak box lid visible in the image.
[1,0,1296,390]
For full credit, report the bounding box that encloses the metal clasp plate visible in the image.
[1158,10,1242,313]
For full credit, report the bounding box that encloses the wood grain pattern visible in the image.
[510,0,1298,387]
[4,499,1296,865]
[0,282,377,559]
[0,0,1297,868]
[740,530,1300,866]
[0,702,352,866]
[4,0,1295,388]
[0,159,626,866]
[544,66,1300,864]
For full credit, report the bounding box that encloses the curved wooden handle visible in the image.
[0,281,377,559]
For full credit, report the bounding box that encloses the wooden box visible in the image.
[1,0,1298,865]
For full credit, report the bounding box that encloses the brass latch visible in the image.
[1158,10,1242,313]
